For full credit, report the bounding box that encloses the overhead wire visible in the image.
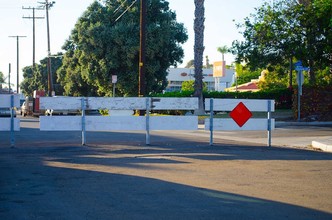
[114,0,138,23]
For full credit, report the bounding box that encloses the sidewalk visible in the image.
[197,121,332,152]
[276,121,332,152]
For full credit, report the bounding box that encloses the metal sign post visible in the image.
[209,98,214,146]
[112,75,117,97]
[81,98,86,146]
[10,95,15,148]
[294,61,309,122]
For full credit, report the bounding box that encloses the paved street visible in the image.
[0,117,331,219]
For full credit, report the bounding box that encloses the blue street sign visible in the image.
[295,66,310,71]
[294,60,309,71]
[294,61,303,67]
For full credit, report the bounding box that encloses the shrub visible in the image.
[293,85,332,121]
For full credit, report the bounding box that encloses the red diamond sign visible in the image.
[229,102,252,127]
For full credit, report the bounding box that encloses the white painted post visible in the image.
[81,98,86,146]
[10,95,15,148]
[146,97,150,145]
[267,100,272,147]
[209,98,214,146]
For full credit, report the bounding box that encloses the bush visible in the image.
[151,88,293,111]
[293,85,332,121]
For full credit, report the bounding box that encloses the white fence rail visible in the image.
[40,97,198,145]
[205,98,275,146]
[0,94,20,147]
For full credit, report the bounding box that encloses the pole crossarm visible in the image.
[22,6,44,70]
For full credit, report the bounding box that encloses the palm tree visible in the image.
[193,0,205,115]
[217,45,229,62]
[185,60,194,68]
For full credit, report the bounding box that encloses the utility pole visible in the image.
[139,0,147,98]
[22,6,44,70]
[9,35,27,94]
[39,0,55,96]
[8,63,11,94]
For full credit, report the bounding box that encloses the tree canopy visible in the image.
[232,0,332,84]
[0,71,4,85]
[21,54,64,96]
[58,0,188,97]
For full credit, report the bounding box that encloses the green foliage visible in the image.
[205,89,293,109]
[59,0,188,97]
[232,0,332,83]
[0,71,5,84]
[154,88,293,110]
[217,45,229,61]
[181,80,207,92]
[185,60,194,68]
[315,67,332,85]
[293,85,332,121]
[181,80,194,91]
[235,63,261,85]
[21,54,64,97]
[151,90,193,97]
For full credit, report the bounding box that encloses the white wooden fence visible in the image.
[205,98,275,146]
[0,94,20,147]
[39,97,198,145]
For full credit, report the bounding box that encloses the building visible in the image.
[166,68,235,92]
[225,70,266,92]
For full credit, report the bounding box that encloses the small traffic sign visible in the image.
[229,102,253,127]
[112,75,117,84]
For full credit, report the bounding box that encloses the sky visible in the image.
[0,0,266,91]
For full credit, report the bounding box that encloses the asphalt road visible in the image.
[0,117,331,219]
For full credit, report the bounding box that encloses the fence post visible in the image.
[145,97,150,145]
[81,97,86,146]
[10,94,15,148]
[209,98,214,146]
[267,100,272,147]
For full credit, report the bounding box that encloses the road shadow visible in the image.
[1,128,332,162]
[0,146,331,220]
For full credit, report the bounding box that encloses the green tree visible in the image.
[217,45,228,62]
[58,0,188,97]
[232,0,332,85]
[185,60,194,68]
[193,0,205,114]
[21,54,64,96]
[234,63,261,85]
[181,80,207,92]
[0,71,4,85]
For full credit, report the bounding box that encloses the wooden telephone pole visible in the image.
[39,0,55,96]
[139,0,147,98]
[8,36,26,94]
[22,6,44,70]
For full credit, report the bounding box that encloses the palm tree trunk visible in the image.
[194,0,205,115]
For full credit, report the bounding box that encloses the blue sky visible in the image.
[0,0,266,90]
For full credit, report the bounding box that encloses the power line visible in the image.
[114,0,137,23]
[22,6,44,69]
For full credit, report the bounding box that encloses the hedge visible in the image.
[293,85,332,121]
[152,88,293,110]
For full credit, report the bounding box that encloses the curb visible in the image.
[312,141,332,153]
[276,121,332,127]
